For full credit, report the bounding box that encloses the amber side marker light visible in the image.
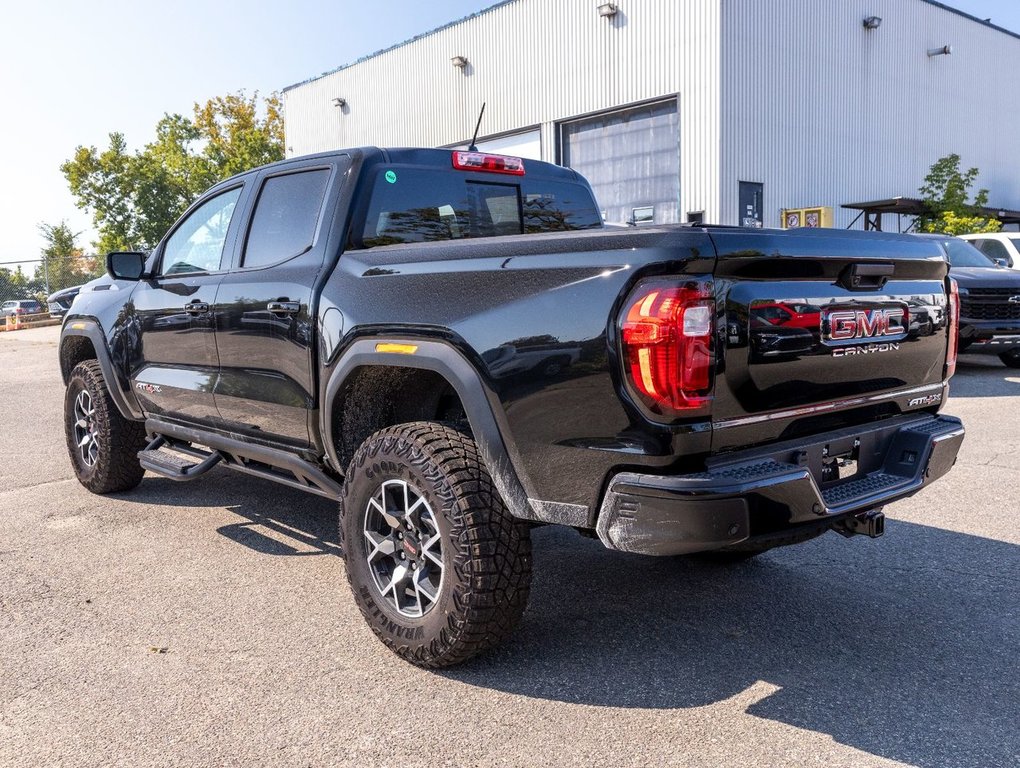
[70,322,86,330]
[376,343,418,355]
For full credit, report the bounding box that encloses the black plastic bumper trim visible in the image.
[596,414,964,556]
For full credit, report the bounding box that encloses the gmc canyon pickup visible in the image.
[59,148,965,667]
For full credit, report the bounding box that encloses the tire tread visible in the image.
[339,421,532,668]
[65,360,146,494]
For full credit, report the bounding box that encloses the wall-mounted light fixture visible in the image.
[927,44,953,57]
[862,16,882,30]
[451,55,468,69]
[597,3,619,18]
[332,97,347,108]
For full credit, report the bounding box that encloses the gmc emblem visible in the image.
[823,307,906,345]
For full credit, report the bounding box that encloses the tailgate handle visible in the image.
[840,262,894,291]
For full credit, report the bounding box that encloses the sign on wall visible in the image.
[782,207,833,229]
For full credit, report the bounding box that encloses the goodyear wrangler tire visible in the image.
[339,422,532,668]
[64,360,147,494]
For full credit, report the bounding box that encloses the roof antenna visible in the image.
[468,102,486,151]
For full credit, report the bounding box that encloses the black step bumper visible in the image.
[595,414,964,556]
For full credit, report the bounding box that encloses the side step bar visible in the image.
[139,419,344,500]
[138,435,223,480]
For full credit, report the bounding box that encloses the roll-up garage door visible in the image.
[560,99,679,226]
[454,129,542,161]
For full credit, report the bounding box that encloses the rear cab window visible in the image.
[355,164,602,249]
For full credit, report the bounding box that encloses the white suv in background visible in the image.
[960,233,1020,269]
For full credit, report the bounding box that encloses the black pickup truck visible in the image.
[59,148,965,667]
[916,233,1020,367]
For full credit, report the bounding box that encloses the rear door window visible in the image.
[243,169,331,268]
[357,168,600,248]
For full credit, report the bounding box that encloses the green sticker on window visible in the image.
[384,170,397,184]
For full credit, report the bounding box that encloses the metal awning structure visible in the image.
[842,197,1020,232]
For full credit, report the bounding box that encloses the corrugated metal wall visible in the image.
[283,0,722,221]
[720,0,1020,228]
[285,0,1020,229]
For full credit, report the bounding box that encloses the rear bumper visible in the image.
[596,414,964,556]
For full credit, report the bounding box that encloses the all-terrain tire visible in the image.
[339,422,532,668]
[64,360,147,494]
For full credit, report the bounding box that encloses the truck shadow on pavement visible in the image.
[446,523,1019,768]
[127,473,340,557]
[123,444,1016,768]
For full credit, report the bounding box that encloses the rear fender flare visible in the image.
[321,337,537,520]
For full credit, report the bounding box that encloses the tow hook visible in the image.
[833,509,885,539]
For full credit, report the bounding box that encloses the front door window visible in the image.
[161,188,242,276]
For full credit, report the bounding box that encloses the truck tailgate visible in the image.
[708,228,950,453]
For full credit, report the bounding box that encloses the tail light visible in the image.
[946,277,960,378]
[620,279,715,417]
[452,151,525,175]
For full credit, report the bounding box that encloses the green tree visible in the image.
[62,91,284,253]
[36,221,96,293]
[194,91,285,178]
[916,154,1000,235]
[0,266,31,300]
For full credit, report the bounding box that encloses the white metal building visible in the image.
[282,0,1020,230]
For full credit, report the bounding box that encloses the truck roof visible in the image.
[211,147,585,190]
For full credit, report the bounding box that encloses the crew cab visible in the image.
[58,148,965,667]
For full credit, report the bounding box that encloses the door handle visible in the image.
[184,301,210,314]
[267,301,300,315]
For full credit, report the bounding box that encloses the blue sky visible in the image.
[0,0,1017,267]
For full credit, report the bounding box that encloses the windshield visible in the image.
[941,238,996,268]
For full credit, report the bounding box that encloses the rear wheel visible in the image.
[999,350,1020,368]
[340,422,532,668]
[64,360,147,493]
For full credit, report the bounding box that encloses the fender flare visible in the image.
[60,319,144,421]
[321,337,540,521]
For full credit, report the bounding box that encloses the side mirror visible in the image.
[106,251,147,281]
[994,257,1010,268]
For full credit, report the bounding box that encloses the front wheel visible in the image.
[64,360,147,493]
[340,422,532,668]
[999,350,1020,368]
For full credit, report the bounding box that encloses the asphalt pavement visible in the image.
[1,325,1017,767]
